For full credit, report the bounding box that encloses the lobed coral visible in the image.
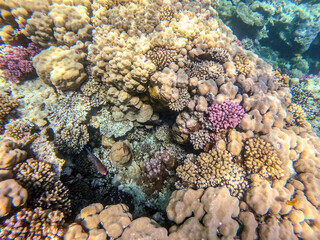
[0,179,27,217]
[33,45,87,91]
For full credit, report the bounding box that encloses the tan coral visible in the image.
[234,54,251,76]
[4,119,37,140]
[177,150,248,198]
[243,137,284,180]
[0,207,65,239]
[33,45,87,91]
[99,204,133,239]
[0,179,27,217]
[168,187,240,240]
[0,139,27,170]
[146,47,178,70]
[0,94,19,132]
[110,141,132,168]
[119,217,168,240]
[13,158,71,215]
[287,103,307,127]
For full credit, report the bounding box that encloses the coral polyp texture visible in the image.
[206,100,245,131]
[0,44,37,83]
[0,0,320,239]
[243,137,284,180]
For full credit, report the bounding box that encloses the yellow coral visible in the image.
[243,137,284,180]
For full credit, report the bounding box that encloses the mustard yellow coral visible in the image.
[287,103,307,127]
[243,137,284,180]
[234,54,251,76]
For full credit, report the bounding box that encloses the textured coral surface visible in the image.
[0,0,320,239]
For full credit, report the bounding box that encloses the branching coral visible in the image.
[243,137,284,180]
[177,150,248,198]
[146,47,178,70]
[0,44,36,83]
[4,119,37,140]
[234,54,251,76]
[0,207,65,239]
[159,4,175,21]
[13,158,71,216]
[205,100,245,131]
[0,94,18,132]
[185,60,224,80]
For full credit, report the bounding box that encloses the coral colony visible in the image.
[0,0,320,239]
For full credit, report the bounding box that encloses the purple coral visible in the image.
[206,100,245,131]
[0,43,40,83]
[142,148,177,182]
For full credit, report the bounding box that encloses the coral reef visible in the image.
[1,0,320,239]
[205,100,245,131]
[13,158,71,215]
[0,179,27,217]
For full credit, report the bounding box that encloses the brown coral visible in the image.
[196,47,232,63]
[185,60,224,80]
[0,139,27,170]
[0,94,18,132]
[234,54,251,76]
[13,158,71,215]
[177,150,248,197]
[119,217,168,240]
[243,137,284,180]
[0,207,65,240]
[110,141,132,168]
[287,103,307,127]
[55,124,89,154]
[65,203,133,240]
[168,88,190,112]
[146,47,178,70]
[4,119,37,140]
[274,68,289,87]
[189,130,211,150]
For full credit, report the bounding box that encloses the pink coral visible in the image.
[206,100,245,131]
[0,44,39,83]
